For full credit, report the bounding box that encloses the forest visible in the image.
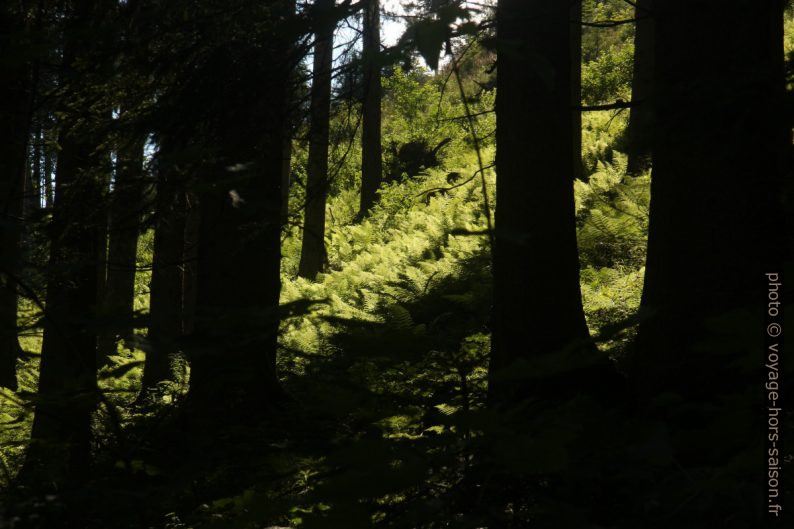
[0,0,792,527]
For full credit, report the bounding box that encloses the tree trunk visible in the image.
[140,156,185,395]
[0,5,30,392]
[625,0,653,175]
[297,0,334,280]
[97,131,145,361]
[490,0,592,405]
[95,153,110,360]
[571,0,583,181]
[181,191,199,335]
[281,135,292,227]
[43,123,54,209]
[23,1,113,485]
[635,0,787,393]
[189,161,285,420]
[186,2,295,422]
[279,0,298,230]
[633,1,787,498]
[29,124,42,214]
[358,0,382,215]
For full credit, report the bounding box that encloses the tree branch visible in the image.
[579,15,650,28]
[578,99,642,112]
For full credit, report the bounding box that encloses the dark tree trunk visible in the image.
[634,1,788,395]
[29,124,42,214]
[0,5,31,392]
[181,192,199,335]
[279,0,298,230]
[186,3,295,421]
[140,157,185,394]
[632,2,788,503]
[97,131,145,360]
[571,0,583,181]
[490,0,592,405]
[280,135,292,227]
[625,0,653,175]
[43,124,54,209]
[297,0,334,280]
[358,0,382,215]
[23,1,113,485]
[95,155,110,354]
[189,156,285,420]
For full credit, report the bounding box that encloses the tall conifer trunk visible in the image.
[490,0,592,405]
[140,155,185,394]
[632,5,788,504]
[43,124,54,209]
[97,126,145,360]
[186,1,295,420]
[571,1,583,181]
[0,4,31,391]
[358,0,382,216]
[29,124,43,214]
[23,0,114,485]
[281,136,292,227]
[298,0,334,280]
[182,192,200,335]
[635,1,788,394]
[625,0,654,175]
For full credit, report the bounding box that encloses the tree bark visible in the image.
[632,3,788,499]
[298,0,334,280]
[28,124,42,214]
[634,0,788,394]
[571,0,583,181]
[280,135,292,227]
[490,0,593,405]
[186,1,295,421]
[358,0,383,216]
[0,4,31,392]
[23,0,114,485]
[625,0,653,175]
[181,191,199,335]
[97,130,145,361]
[95,152,110,358]
[43,124,54,209]
[279,0,298,230]
[140,161,185,395]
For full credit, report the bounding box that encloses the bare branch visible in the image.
[579,99,642,112]
[579,15,650,28]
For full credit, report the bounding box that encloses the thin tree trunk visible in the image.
[43,121,54,209]
[0,5,30,392]
[97,131,145,360]
[297,0,334,280]
[181,192,199,335]
[625,0,653,175]
[23,58,41,220]
[490,0,592,405]
[358,0,382,215]
[95,154,110,356]
[29,124,43,213]
[281,135,292,227]
[571,0,583,181]
[280,0,297,229]
[140,157,185,395]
